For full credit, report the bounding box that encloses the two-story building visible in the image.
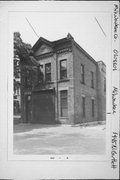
[21,33,106,125]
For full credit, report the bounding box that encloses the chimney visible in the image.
[67,33,74,40]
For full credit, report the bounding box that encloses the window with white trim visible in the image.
[60,90,68,117]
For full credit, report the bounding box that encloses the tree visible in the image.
[14,32,41,90]
[14,32,42,115]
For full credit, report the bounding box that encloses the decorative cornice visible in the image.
[36,52,54,60]
[35,47,72,60]
[57,47,72,54]
[32,86,55,92]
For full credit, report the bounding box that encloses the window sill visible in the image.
[44,81,54,84]
[60,117,69,119]
[81,82,85,85]
[58,79,70,83]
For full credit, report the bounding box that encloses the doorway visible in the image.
[32,90,55,124]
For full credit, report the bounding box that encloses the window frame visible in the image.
[91,71,94,88]
[60,90,68,117]
[104,77,106,92]
[45,62,51,82]
[60,59,67,80]
[81,64,85,84]
[92,99,95,117]
[39,64,44,83]
[82,96,85,117]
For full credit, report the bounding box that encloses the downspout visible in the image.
[56,52,59,123]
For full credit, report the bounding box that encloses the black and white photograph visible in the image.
[0,1,119,180]
[13,7,107,156]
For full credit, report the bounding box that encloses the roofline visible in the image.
[32,36,72,51]
[32,37,53,51]
[73,41,97,65]
[32,34,104,67]
[52,37,71,44]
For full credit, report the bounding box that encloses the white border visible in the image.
[0,1,119,179]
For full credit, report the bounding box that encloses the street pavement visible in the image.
[14,124,106,155]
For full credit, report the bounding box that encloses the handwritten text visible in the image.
[112,87,118,114]
[114,4,119,40]
[111,132,118,169]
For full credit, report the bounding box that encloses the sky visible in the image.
[9,2,111,64]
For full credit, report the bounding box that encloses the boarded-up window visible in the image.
[60,59,67,80]
[45,63,51,82]
[60,90,68,117]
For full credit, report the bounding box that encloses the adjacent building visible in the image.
[21,33,106,124]
[14,54,21,115]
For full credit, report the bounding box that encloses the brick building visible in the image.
[21,33,106,124]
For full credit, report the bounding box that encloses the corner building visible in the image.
[22,34,106,124]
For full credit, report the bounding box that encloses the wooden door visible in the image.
[32,90,55,124]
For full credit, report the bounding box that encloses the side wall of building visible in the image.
[96,62,106,121]
[73,44,98,124]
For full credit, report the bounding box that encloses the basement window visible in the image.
[60,59,67,80]
[45,63,51,82]
[60,90,68,117]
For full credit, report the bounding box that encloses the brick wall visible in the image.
[73,44,98,124]
[35,50,74,124]
[57,51,74,124]
[29,37,106,125]
[97,62,106,121]
[35,45,106,124]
